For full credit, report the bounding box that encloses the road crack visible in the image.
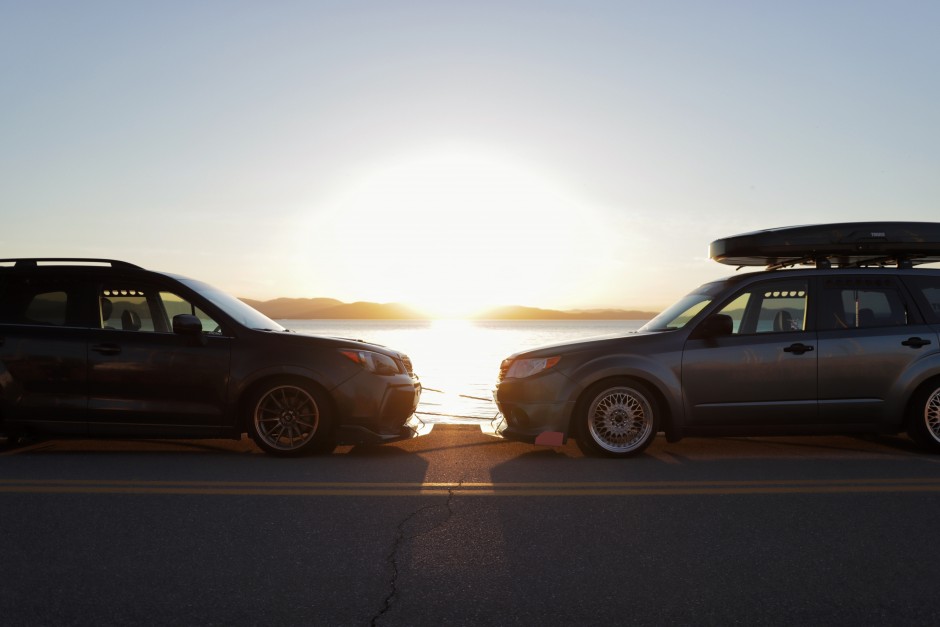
[370,482,458,626]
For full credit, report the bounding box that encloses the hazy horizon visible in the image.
[240,294,660,320]
[5,2,940,317]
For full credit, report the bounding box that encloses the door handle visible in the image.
[91,343,121,356]
[783,343,814,355]
[902,337,932,349]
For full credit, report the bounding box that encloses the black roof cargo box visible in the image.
[709,222,940,268]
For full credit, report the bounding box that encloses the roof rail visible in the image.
[0,258,142,270]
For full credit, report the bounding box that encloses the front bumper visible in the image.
[337,413,433,445]
[333,372,425,444]
[488,374,576,444]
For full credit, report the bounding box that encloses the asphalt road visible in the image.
[3,426,940,626]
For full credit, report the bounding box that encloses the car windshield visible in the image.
[180,278,286,331]
[639,281,727,332]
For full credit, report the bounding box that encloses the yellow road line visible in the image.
[2,478,940,496]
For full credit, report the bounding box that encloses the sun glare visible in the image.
[304,147,611,318]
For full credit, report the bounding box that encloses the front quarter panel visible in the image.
[564,342,684,434]
[496,332,685,440]
[229,331,421,439]
[229,332,355,400]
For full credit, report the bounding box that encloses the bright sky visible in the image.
[3,1,940,317]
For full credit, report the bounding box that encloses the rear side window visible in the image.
[0,278,78,326]
[24,291,69,325]
[901,276,940,324]
[821,277,909,329]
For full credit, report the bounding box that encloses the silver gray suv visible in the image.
[493,222,940,457]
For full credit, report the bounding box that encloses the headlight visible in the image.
[503,356,560,379]
[340,350,402,375]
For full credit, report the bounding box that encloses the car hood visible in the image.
[273,330,403,358]
[505,328,670,360]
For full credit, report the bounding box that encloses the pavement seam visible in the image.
[370,482,458,627]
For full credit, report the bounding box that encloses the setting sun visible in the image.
[300,146,614,317]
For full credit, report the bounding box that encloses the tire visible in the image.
[575,378,658,458]
[247,380,333,457]
[907,383,940,453]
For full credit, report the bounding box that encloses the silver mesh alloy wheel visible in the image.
[587,386,654,453]
[926,388,940,442]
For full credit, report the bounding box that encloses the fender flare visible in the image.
[564,353,684,440]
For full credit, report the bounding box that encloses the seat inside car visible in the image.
[121,309,142,331]
[772,309,793,332]
[100,297,115,329]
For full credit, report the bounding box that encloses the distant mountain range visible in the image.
[239,297,656,320]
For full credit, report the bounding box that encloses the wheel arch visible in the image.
[572,374,671,428]
[565,355,681,440]
[237,373,337,436]
[903,374,940,426]
[903,374,940,452]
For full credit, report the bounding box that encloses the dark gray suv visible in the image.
[0,258,424,456]
[493,222,940,457]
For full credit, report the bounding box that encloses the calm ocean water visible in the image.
[282,319,648,424]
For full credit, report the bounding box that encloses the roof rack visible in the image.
[0,258,142,270]
[710,222,940,269]
[765,255,919,271]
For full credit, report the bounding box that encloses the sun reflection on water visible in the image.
[284,318,647,424]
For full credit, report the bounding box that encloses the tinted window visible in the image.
[24,291,69,325]
[902,275,940,324]
[0,278,82,326]
[821,277,909,329]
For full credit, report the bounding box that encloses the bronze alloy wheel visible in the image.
[250,383,324,456]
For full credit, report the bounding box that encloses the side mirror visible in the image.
[172,314,203,335]
[694,313,733,339]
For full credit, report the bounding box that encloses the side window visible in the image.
[159,292,222,334]
[24,291,69,325]
[821,278,908,330]
[901,276,940,324]
[715,280,808,335]
[100,287,157,332]
[0,278,79,327]
[925,287,940,316]
[716,293,749,334]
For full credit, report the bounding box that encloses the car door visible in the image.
[682,277,818,426]
[0,274,89,435]
[86,280,233,436]
[816,275,939,425]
